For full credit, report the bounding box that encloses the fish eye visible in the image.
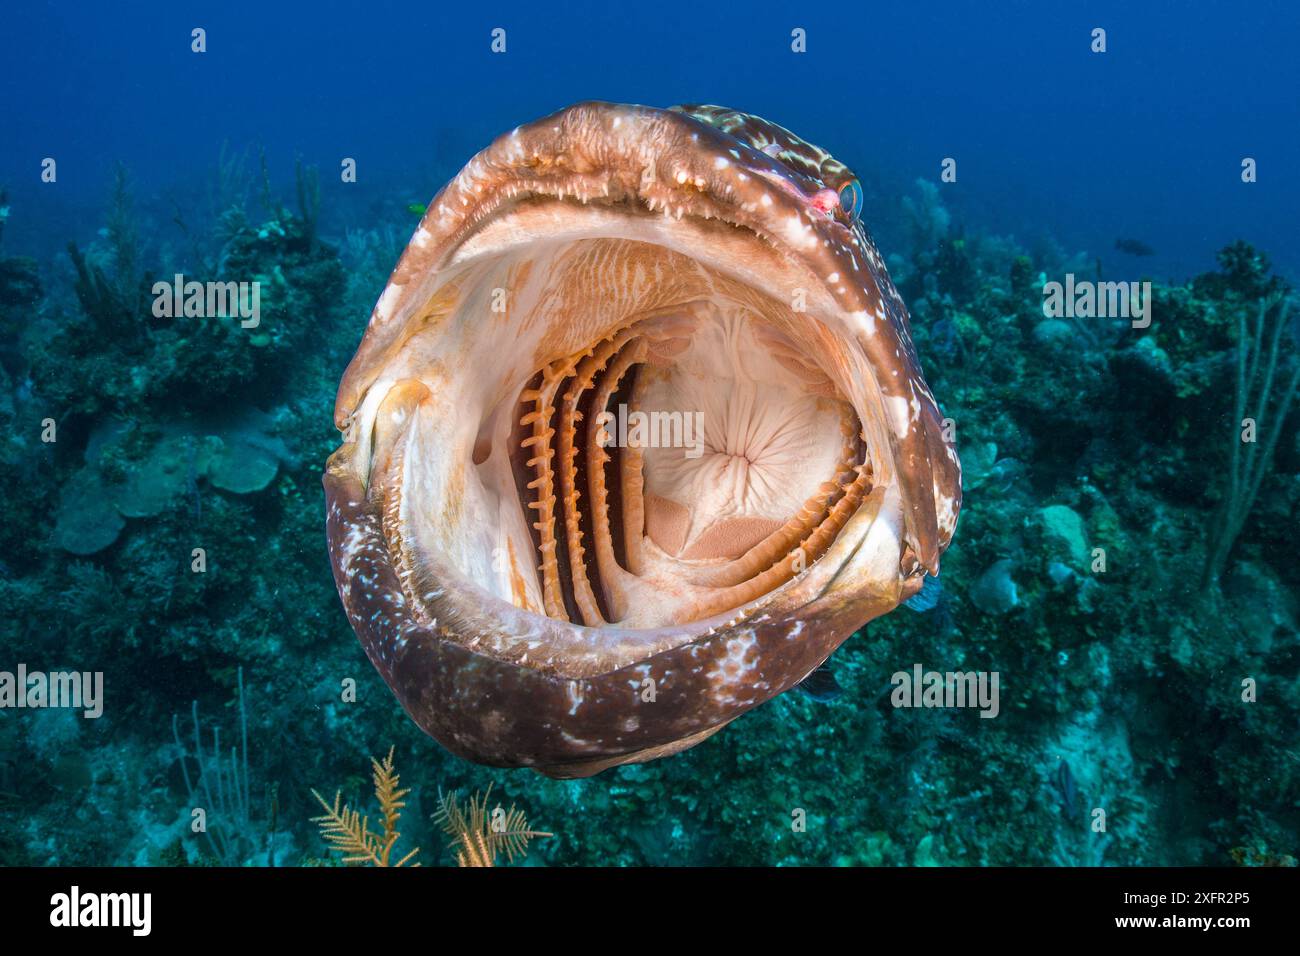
[838,178,863,223]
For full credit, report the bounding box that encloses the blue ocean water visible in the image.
[3,0,1297,281]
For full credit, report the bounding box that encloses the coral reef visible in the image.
[52,410,294,554]
[1,166,1295,868]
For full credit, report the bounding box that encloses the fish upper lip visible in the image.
[336,102,872,432]
[411,102,872,304]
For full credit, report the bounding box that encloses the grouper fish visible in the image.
[324,101,962,777]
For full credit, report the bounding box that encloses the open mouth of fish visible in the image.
[325,102,961,777]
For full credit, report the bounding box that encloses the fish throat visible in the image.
[498,242,874,629]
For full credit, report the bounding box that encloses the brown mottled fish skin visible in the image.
[325,101,961,777]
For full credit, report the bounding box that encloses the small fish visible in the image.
[1114,238,1155,257]
[904,573,942,612]
[796,662,844,702]
[406,203,427,216]
[985,457,1026,492]
[1054,759,1079,822]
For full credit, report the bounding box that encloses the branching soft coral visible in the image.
[311,749,551,868]
[311,747,420,867]
[1203,294,1300,588]
[433,783,552,867]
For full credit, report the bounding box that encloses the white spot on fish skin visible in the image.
[560,731,600,751]
[782,214,817,249]
[711,632,758,683]
[714,156,729,169]
[935,490,959,536]
[885,395,911,439]
[675,170,688,185]
[847,309,876,336]
[761,194,772,206]
[374,284,402,323]
[827,272,839,283]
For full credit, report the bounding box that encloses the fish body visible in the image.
[325,102,961,776]
[1054,759,1079,822]
[796,662,844,702]
[904,573,942,612]
[1114,238,1155,257]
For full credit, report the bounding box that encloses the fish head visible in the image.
[325,101,962,776]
